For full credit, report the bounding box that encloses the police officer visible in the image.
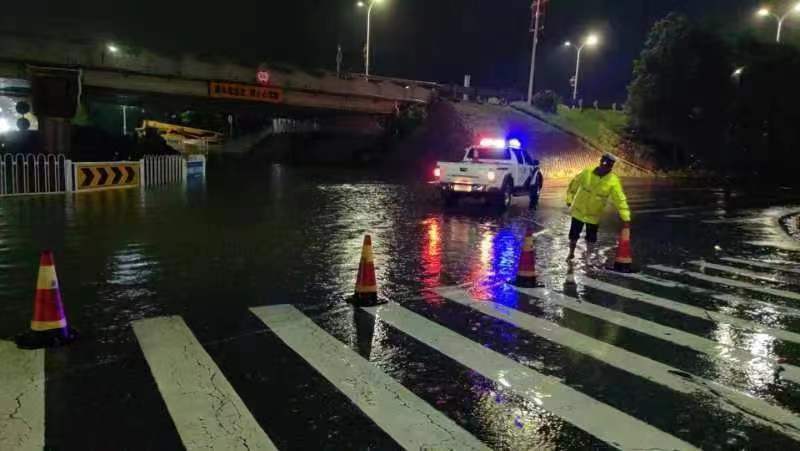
[566,153,631,260]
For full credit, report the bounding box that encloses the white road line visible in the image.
[0,341,44,451]
[250,305,489,451]
[689,261,790,283]
[635,206,708,215]
[362,302,698,450]
[435,287,800,441]
[582,276,800,345]
[702,218,763,225]
[745,241,800,252]
[721,257,800,275]
[612,271,800,318]
[133,317,277,451]
[650,265,800,302]
[510,285,800,386]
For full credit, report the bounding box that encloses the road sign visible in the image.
[257,70,270,86]
[74,162,140,191]
[209,82,283,104]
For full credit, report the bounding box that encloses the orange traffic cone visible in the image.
[610,223,636,273]
[514,228,542,287]
[352,235,382,306]
[15,251,78,349]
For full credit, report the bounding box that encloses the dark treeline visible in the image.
[626,13,800,177]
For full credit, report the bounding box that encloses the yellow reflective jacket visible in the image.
[566,168,631,225]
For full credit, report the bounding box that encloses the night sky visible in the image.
[5,1,795,102]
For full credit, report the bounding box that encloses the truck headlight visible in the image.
[487,171,496,182]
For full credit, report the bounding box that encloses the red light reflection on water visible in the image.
[421,217,443,304]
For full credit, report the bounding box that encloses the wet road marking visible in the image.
[650,265,800,302]
[510,285,800,386]
[689,261,791,284]
[132,316,277,451]
[635,206,708,215]
[0,341,44,451]
[362,302,699,450]
[250,305,490,451]
[702,218,764,224]
[721,257,800,275]
[744,241,800,252]
[435,286,800,441]
[612,271,800,318]
[582,276,800,345]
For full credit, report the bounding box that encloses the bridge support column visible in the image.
[39,117,72,155]
[30,67,80,157]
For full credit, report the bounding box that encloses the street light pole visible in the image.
[572,45,583,103]
[527,0,542,105]
[366,1,374,76]
[757,4,800,43]
[565,34,599,104]
[358,0,382,77]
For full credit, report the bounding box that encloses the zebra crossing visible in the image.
[2,256,800,450]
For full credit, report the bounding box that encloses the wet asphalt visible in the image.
[1,157,800,450]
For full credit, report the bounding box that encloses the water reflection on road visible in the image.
[1,159,800,449]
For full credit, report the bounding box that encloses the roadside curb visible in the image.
[780,212,800,241]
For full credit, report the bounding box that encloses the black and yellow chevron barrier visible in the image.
[75,162,140,192]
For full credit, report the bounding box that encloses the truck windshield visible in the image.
[470,148,510,160]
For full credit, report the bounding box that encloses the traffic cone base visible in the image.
[351,235,385,306]
[16,327,79,350]
[608,225,638,273]
[16,251,78,349]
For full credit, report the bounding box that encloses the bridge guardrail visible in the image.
[141,155,186,187]
[0,153,68,196]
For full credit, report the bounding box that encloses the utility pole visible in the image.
[336,44,343,78]
[121,105,127,136]
[527,0,543,105]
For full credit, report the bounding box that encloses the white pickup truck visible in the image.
[434,138,544,209]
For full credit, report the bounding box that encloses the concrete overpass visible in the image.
[0,33,438,116]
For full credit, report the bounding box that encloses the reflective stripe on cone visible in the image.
[353,235,381,305]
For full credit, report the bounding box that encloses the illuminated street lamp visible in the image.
[756,3,800,43]
[357,0,383,77]
[107,43,119,54]
[565,33,600,103]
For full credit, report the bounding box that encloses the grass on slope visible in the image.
[513,103,628,155]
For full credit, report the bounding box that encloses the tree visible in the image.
[532,90,562,114]
[627,13,733,166]
[729,38,800,175]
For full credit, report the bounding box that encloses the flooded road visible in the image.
[1,157,800,450]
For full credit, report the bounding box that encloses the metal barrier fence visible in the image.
[141,155,186,187]
[0,153,70,196]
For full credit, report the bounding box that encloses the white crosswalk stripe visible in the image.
[635,206,708,215]
[721,257,800,275]
[611,271,800,317]
[702,218,764,224]
[581,276,800,344]
[0,341,44,451]
[509,285,800,385]
[689,260,793,283]
[434,286,800,441]
[133,316,278,451]
[362,302,699,450]
[250,305,489,451]
[650,265,800,302]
